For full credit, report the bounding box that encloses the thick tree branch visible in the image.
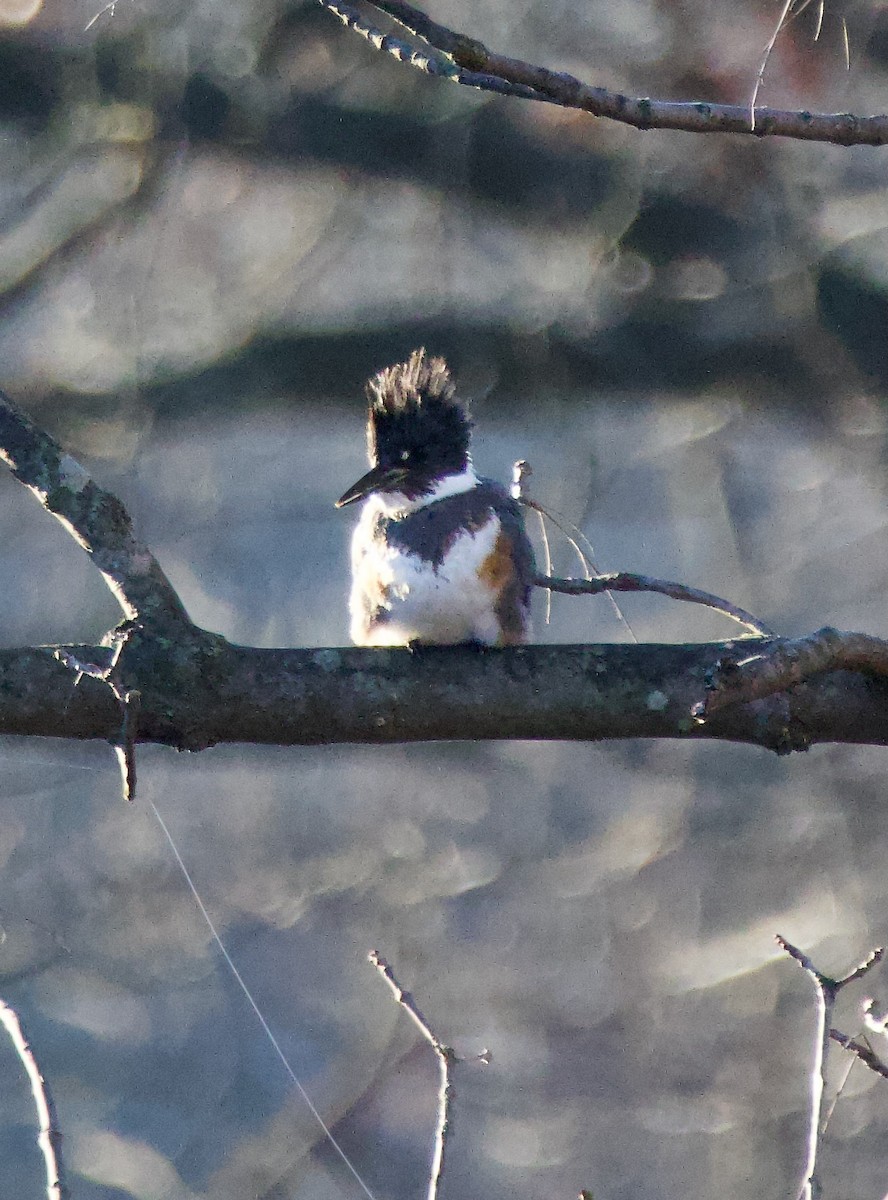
[3,637,888,753]
[318,0,888,146]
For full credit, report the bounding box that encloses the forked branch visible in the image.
[370,950,489,1200]
[778,938,884,1200]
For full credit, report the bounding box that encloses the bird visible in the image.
[335,349,535,647]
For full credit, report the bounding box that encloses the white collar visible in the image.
[372,462,479,516]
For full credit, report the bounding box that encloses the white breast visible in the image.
[349,499,507,646]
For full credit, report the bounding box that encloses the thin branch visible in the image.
[318,0,888,146]
[829,1030,888,1081]
[544,515,640,644]
[819,1042,857,1134]
[318,0,463,81]
[533,508,554,626]
[751,0,795,127]
[777,937,883,1200]
[536,572,775,638]
[814,0,825,42]
[0,389,188,625]
[695,627,888,720]
[512,460,638,643]
[84,0,128,32]
[369,951,487,1200]
[836,948,884,988]
[752,0,853,127]
[0,997,68,1200]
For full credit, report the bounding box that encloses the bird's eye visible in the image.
[400,449,411,462]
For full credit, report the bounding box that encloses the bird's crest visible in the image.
[366,348,460,417]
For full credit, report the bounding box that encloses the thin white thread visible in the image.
[149,800,377,1200]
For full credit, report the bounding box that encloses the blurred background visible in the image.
[1,0,888,1197]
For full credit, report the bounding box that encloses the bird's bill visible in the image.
[335,464,410,507]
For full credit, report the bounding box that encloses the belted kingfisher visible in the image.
[335,349,535,647]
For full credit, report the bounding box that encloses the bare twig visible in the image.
[84,0,124,31]
[0,997,68,1200]
[825,997,888,1120]
[369,950,455,1200]
[777,937,884,1200]
[536,572,774,638]
[814,0,825,42]
[512,461,553,626]
[694,627,888,721]
[512,460,638,643]
[318,0,888,146]
[751,0,796,126]
[752,0,853,129]
[547,515,640,643]
[829,1029,888,1081]
[318,0,463,82]
[369,950,488,1200]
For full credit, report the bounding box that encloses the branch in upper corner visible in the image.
[317,0,888,146]
[0,997,68,1200]
[536,572,775,638]
[0,389,189,625]
[694,627,888,721]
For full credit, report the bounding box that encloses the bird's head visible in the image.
[336,349,472,508]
